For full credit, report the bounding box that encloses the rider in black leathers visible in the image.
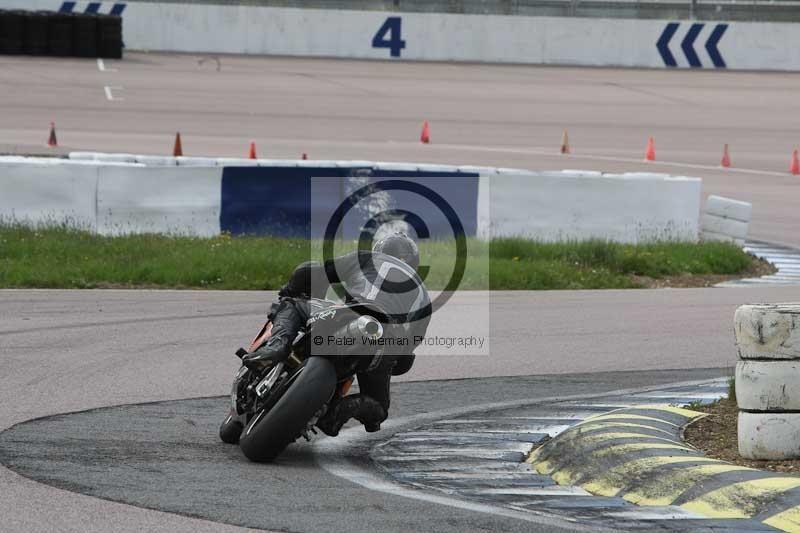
[243,233,430,437]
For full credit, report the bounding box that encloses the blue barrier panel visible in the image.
[220,166,347,238]
[220,167,479,239]
[323,173,480,241]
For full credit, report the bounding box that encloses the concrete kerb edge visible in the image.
[522,390,800,529]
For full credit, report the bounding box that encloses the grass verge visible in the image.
[0,225,767,290]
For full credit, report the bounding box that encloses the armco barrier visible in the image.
[0,9,121,58]
[3,1,800,70]
[1,155,702,241]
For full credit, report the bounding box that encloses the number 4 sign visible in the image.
[372,17,406,58]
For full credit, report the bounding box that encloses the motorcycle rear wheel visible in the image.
[239,356,337,463]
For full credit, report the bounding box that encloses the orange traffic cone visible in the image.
[644,136,656,161]
[248,141,257,159]
[301,153,308,160]
[47,122,58,147]
[420,121,430,144]
[791,149,800,175]
[721,144,731,168]
[173,132,183,157]
[560,129,570,154]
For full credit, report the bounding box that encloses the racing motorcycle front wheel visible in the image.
[239,356,337,463]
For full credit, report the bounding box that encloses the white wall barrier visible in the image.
[2,1,800,70]
[735,303,800,460]
[0,160,99,231]
[0,158,220,236]
[701,195,752,247]
[97,166,221,237]
[1,156,702,242]
[477,172,701,243]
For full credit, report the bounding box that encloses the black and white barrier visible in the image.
[0,9,121,58]
[736,304,800,460]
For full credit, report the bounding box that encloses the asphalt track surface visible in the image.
[0,375,730,533]
[2,53,800,531]
[0,287,798,532]
[1,53,800,247]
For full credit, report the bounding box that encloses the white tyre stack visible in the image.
[735,303,800,460]
[701,195,752,247]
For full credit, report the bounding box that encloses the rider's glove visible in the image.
[278,282,299,299]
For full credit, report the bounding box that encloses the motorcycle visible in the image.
[218,298,389,463]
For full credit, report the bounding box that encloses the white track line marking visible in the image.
[423,142,791,178]
[104,86,124,101]
[97,58,117,72]
[608,509,703,520]
[468,486,592,496]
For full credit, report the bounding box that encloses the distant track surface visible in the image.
[1,53,800,247]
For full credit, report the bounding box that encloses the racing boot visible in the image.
[241,302,303,371]
[316,395,386,437]
[241,335,292,371]
[358,400,386,433]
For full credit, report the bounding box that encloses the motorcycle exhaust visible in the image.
[348,315,384,340]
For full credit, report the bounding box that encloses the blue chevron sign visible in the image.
[58,2,126,15]
[657,22,728,68]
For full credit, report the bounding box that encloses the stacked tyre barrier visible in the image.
[735,304,800,460]
[0,10,121,58]
[701,195,752,247]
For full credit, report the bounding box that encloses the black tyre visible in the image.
[72,13,97,57]
[47,13,73,57]
[0,11,24,55]
[23,12,48,56]
[219,412,244,444]
[96,14,122,59]
[239,357,336,463]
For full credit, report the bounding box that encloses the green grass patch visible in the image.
[0,226,755,290]
[728,376,737,404]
